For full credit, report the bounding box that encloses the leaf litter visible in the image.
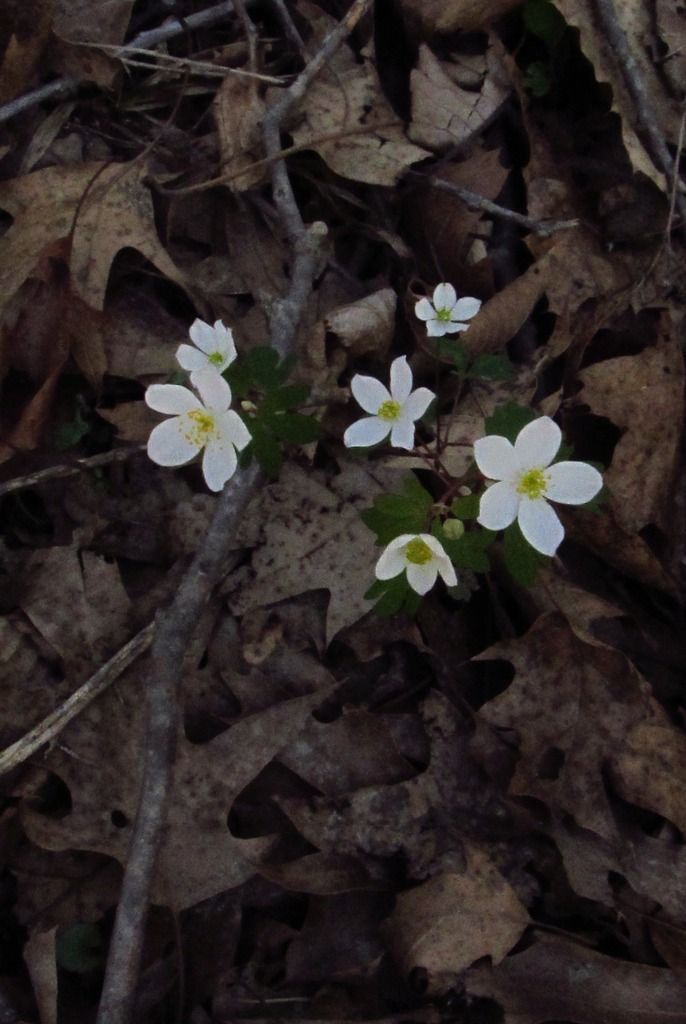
[0,0,686,1021]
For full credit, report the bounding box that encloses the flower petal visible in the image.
[176,344,209,371]
[202,436,238,492]
[436,555,458,588]
[451,296,481,321]
[406,562,439,595]
[478,480,519,531]
[390,355,413,403]
[351,374,390,414]
[546,461,603,505]
[518,497,564,555]
[403,387,435,422]
[191,369,232,411]
[213,320,237,363]
[343,416,390,448]
[145,384,198,415]
[216,410,252,451]
[375,538,412,580]
[389,416,416,450]
[426,319,448,337]
[189,318,220,354]
[514,416,561,470]
[433,282,457,310]
[414,297,435,321]
[474,435,516,481]
[147,417,200,466]
[442,321,470,334]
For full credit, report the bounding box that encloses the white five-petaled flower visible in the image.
[343,355,435,451]
[375,533,458,596]
[145,369,251,492]
[176,318,237,375]
[414,283,482,337]
[474,416,603,556]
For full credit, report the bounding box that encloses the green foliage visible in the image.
[433,522,494,572]
[484,402,536,443]
[224,346,319,477]
[361,475,434,545]
[56,923,105,974]
[364,574,421,616]
[524,0,567,46]
[437,339,512,381]
[503,521,549,586]
[450,493,480,520]
[523,61,553,97]
[53,405,91,451]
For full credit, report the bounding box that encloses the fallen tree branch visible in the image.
[0,445,145,498]
[409,172,580,238]
[0,624,154,777]
[95,3,371,1021]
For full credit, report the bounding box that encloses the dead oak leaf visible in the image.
[22,670,330,912]
[228,462,397,645]
[610,723,686,835]
[476,613,667,840]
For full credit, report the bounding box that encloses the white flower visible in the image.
[145,369,251,492]
[474,416,603,556]
[343,356,435,450]
[375,533,458,596]
[176,318,237,375]
[414,283,482,337]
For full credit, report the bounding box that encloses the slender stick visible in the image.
[0,445,145,498]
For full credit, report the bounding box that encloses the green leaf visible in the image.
[503,520,549,586]
[250,422,282,477]
[261,383,310,413]
[56,923,105,974]
[524,0,567,46]
[224,360,252,398]
[242,347,282,390]
[523,61,553,97]
[467,353,513,381]
[484,402,536,444]
[266,412,321,444]
[360,475,434,544]
[435,523,494,572]
[451,493,481,520]
[365,573,410,616]
[53,408,90,451]
[437,338,470,374]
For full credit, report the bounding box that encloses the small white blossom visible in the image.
[474,416,603,556]
[343,356,435,450]
[176,318,237,375]
[375,533,457,596]
[414,283,481,337]
[145,369,251,492]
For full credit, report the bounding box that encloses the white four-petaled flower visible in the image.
[146,369,251,492]
[375,533,457,596]
[176,318,237,375]
[343,355,435,451]
[414,283,482,337]
[474,416,603,556]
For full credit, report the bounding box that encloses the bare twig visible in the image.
[92,43,284,83]
[0,0,257,125]
[0,624,154,777]
[667,107,686,246]
[410,172,580,238]
[270,0,307,57]
[592,0,686,232]
[0,445,145,498]
[95,5,372,1023]
[233,0,260,81]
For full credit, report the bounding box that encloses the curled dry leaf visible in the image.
[397,0,523,35]
[0,0,53,104]
[385,851,529,992]
[610,723,686,835]
[23,927,57,1024]
[409,43,510,152]
[213,76,267,192]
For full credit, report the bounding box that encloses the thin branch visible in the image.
[592,0,686,232]
[410,172,580,238]
[0,624,154,777]
[92,43,284,83]
[95,4,370,1022]
[0,445,145,498]
[0,0,257,125]
[269,0,307,58]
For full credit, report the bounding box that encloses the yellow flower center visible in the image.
[435,307,452,322]
[405,538,433,565]
[517,467,549,500]
[184,409,217,447]
[207,351,224,367]
[377,399,401,421]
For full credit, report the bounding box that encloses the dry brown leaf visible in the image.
[228,461,398,645]
[575,321,684,534]
[466,933,686,1024]
[409,43,510,152]
[656,0,686,97]
[213,76,267,192]
[23,927,57,1024]
[385,852,529,991]
[22,674,331,912]
[477,613,666,839]
[610,723,686,834]
[53,0,133,44]
[397,0,523,35]
[98,401,156,442]
[19,545,132,682]
[0,0,53,104]
[324,288,396,358]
